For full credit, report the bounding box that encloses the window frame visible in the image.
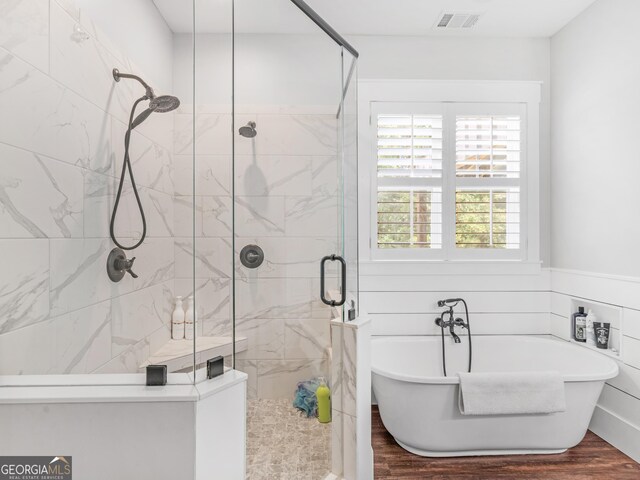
[359,80,541,264]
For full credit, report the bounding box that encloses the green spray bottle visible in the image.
[316,377,331,423]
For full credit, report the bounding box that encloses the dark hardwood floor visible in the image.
[372,406,640,479]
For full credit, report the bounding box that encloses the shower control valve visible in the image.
[107,248,138,282]
[117,256,138,279]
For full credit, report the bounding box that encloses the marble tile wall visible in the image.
[330,317,373,480]
[0,0,177,375]
[174,106,340,398]
[1,0,343,386]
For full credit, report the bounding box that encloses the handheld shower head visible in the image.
[130,96,180,130]
[113,68,181,129]
[131,108,156,130]
[438,298,463,307]
[239,121,257,138]
[110,68,181,254]
[150,95,180,113]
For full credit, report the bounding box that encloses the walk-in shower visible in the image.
[0,0,359,477]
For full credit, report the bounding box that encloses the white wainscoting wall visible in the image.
[362,263,550,337]
[550,269,640,463]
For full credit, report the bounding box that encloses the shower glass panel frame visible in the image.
[338,49,360,323]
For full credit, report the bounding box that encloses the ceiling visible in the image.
[154,0,597,37]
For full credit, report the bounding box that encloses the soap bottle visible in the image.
[316,377,331,423]
[572,307,587,342]
[585,310,597,347]
[172,296,185,340]
[184,295,195,340]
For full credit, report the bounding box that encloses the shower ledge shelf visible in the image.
[140,336,248,373]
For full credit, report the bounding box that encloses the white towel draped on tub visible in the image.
[457,371,567,415]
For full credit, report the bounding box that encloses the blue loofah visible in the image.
[293,378,322,417]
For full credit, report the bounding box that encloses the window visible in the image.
[372,102,527,260]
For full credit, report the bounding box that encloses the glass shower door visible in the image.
[231,1,358,477]
[232,2,342,399]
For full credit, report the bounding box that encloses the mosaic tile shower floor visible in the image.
[246,398,331,480]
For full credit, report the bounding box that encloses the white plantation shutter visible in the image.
[377,189,442,248]
[377,114,443,249]
[374,103,525,259]
[455,116,521,179]
[455,114,522,249]
[455,188,521,249]
[377,115,443,179]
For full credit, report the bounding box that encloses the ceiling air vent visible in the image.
[435,12,481,30]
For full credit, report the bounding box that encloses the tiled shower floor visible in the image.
[246,399,331,480]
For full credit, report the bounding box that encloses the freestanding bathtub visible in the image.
[372,335,619,457]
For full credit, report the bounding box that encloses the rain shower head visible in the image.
[239,121,257,138]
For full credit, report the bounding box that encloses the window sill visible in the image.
[360,259,544,276]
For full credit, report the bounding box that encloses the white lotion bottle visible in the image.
[184,295,195,340]
[585,309,597,347]
[172,296,185,340]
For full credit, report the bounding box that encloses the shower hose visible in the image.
[110,96,148,251]
[439,298,472,377]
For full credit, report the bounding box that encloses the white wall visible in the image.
[550,0,640,462]
[551,0,640,277]
[353,35,551,269]
[350,36,552,336]
[73,0,174,90]
[173,33,342,107]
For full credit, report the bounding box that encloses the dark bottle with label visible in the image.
[573,306,587,342]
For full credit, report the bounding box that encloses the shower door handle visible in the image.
[320,255,346,307]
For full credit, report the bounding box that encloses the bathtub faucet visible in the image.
[435,298,473,375]
[435,301,469,344]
